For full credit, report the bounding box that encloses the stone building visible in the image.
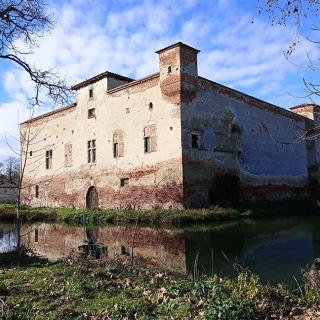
[20,42,320,209]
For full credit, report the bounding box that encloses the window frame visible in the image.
[120,178,129,187]
[191,133,200,149]
[89,88,94,98]
[88,108,95,118]
[121,245,131,256]
[87,139,96,163]
[35,184,39,198]
[45,149,52,169]
[144,136,151,153]
[113,142,119,158]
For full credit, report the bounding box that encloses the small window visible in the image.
[121,245,131,256]
[35,185,39,198]
[89,88,93,98]
[144,136,151,153]
[191,134,199,149]
[29,151,32,157]
[87,140,96,163]
[126,107,130,114]
[149,102,153,110]
[46,150,52,169]
[168,66,172,73]
[34,229,38,243]
[64,143,73,167]
[113,143,119,158]
[88,108,95,118]
[120,178,129,187]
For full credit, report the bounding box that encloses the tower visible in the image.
[156,42,200,104]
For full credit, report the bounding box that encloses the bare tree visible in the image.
[0,0,72,106]
[258,0,320,99]
[3,156,20,185]
[1,1,74,252]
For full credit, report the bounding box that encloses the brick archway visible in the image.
[86,186,98,209]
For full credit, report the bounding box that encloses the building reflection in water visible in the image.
[20,223,187,273]
[15,214,320,286]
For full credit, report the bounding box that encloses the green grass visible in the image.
[0,203,250,225]
[1,198,317,226]
[0,252,318,320]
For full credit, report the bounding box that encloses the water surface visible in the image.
[1,214,319,287]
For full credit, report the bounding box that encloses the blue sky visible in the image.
[0,0,319,161]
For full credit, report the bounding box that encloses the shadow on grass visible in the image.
[0,250,49,268]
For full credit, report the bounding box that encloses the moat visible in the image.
[1,213,320,287]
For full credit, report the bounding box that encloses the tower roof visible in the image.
[155,42,200,54]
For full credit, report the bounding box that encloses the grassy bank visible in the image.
[0,199,318,225]
[0,203,251,224]
[0,253,319,320]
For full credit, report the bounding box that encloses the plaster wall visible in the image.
[21,74,183,209]
[182,78,314,206]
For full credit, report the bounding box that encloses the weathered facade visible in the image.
[20,42,320,209]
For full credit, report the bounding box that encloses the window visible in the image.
[87,140,96,163]
[168,66,172,73]
[29,151,32,157]
[46,150,52,169]
[144,136,151,153]
[149,102,153,110]
[120,178,129,187]
[126,107,130,114]
[64,143,73,167]
[121,245,131,256]
[35,185,39,198]
[34,229,39,243]
[113,130,124,157]
[191,134,199,149]
[113,142,119,158]
[88,108,95,118]
[89,88,93,98]
[144,124,157,153]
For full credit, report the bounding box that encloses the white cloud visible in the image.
[0,0,319,160]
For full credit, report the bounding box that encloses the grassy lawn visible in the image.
[0,253,319,320]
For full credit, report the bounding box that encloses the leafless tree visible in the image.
[0,0,72,106]
[258,0,320,99]
[0,0,74,252]
[2,156,20,185]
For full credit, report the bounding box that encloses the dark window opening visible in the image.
[120,178,129,187]
[45,150,52,169]
[88,108,95,118]
[191,134,199,149]
[121,245,131,256]
[144,136,151,153]
[87,140,96,163]
[149,102,153,110]
[29,151,32,157]
[89,88,93,98]
[126,107,130,114]
[35,185,39,198]
[34,229,38,243]
[168,66,172,73]
[113,143,119,158]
